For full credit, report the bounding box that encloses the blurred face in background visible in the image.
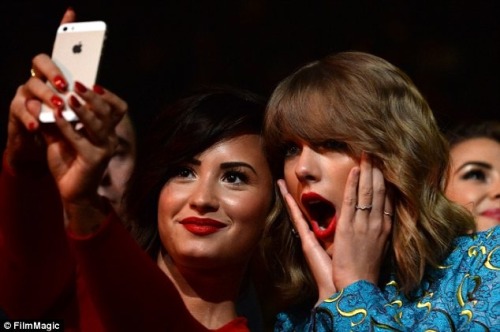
[97,115,136,218]
[445,137,500,231]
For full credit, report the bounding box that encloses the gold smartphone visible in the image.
[39,21,107,123]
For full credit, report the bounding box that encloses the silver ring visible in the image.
[355,204,372,211]
[383,211,394,217]
[291,227,300,238]
[30,68,37,78]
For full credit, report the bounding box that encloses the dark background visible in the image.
[1,0,498,148]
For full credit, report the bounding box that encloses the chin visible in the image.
[476,218,499,232]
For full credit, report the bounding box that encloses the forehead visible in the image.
[450,138,500,165]
[197,134,267,162]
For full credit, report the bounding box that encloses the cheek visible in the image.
[121,157,135,177]
[324,163,353,197]
[157,185,184,219]
[109,158,134,181]
[445,180,478,209]
[227,192,272,233]
[284,162,299,193]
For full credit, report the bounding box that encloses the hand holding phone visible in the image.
[39,21,107,123]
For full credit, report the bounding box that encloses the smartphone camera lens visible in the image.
[63,27,68,32]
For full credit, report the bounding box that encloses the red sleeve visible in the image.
[68,213,211,332]
[0,153,76,318]
[215,317,250,332]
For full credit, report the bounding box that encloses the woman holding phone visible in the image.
[0,8,280,332]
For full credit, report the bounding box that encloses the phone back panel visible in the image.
[39,21,106,123]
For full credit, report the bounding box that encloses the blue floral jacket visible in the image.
[276,226,500,331]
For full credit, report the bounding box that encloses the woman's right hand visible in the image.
[278,180,337,304]
[7,51,127,236]
[5,54,69,176]
[4,8,76,176]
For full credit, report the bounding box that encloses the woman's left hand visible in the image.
[278,152,393,304]
[330,152,393,290]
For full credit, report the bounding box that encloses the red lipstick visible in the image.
[481,208,500,222]
[301,192,337,240]
[179,217,227,236]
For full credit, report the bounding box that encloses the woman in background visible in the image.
[444,120,500,231]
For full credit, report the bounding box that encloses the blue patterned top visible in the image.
[275,226,500,331]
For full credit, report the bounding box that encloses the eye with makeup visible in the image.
[461,167,487,183]
[284,141,300,158]
[171,165,196,181]
[112,138,133,160]
[319,139,348,152]
[222,168,249,186]
[112,145,129,160]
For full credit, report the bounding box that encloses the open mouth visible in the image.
[301,192,337,240]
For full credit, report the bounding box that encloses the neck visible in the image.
[157,250,248,329]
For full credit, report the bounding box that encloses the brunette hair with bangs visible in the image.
[123,86,279,256]
[444,120,500,148]
[264,51,475,300]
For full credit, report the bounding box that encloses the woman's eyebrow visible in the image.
[457,161,491,172]
[220,162,257,175]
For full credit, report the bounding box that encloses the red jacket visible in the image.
[0,155,249,332]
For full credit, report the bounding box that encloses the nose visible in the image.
[294,146,321,183]
[97,167,111,196]
[189,178,219,213]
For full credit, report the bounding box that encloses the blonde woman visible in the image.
[264,51,500,330]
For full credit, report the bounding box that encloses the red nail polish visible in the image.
[93,84,105,95]
[28,122,36,132]
[53,75,68,92]
[74,81,87,93]
[51,95,65,111]
[69,95,81,108]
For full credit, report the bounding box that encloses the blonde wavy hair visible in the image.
[263,51,475,301]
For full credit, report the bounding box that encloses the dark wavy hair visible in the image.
[123,86,276,256]
[444,120,500,147]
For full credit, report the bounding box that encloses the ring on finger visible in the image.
[355,204,372,211]
[383,211,394,217]
[74,122,84,131]
[30,68,37,78]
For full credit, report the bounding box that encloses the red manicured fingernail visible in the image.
[69,95,81,108]
[74,81,87,93]
[51,95,65,111]
[93,84,105,95]
[53,75,68,92]
[28,122,36,132]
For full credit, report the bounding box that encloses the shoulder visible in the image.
[443,226,499,274]
[275,299,316,331]
[452,225,499,249]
